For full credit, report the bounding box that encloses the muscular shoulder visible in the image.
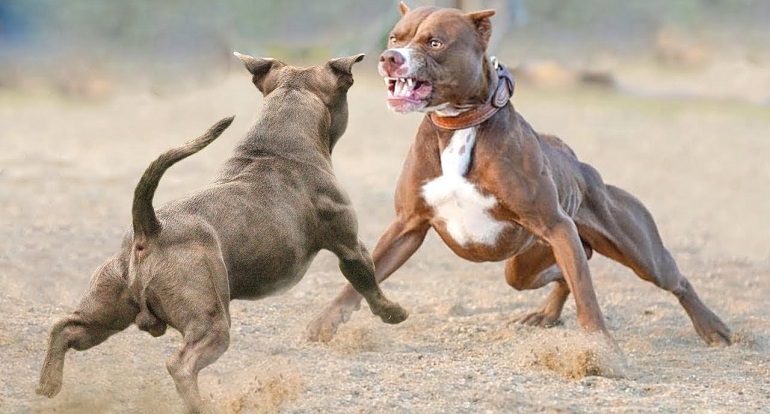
[538,133,578,159]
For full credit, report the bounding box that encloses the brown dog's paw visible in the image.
[515,310,563,328]
[305,304,354,343]
[305,319,336,343]
[702,322,732,347]
[689,307,732,346]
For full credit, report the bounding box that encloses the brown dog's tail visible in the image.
[132,116,235,240]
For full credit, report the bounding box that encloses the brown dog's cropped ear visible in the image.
[466,9,496,49]
[234,52,285,93]
[399,1,410,15]
[327,53,365,76]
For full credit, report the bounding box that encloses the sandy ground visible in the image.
[1,62,769,413]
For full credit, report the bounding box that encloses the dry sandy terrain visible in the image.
[1,61,769,413]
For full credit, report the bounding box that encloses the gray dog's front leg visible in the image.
[337,245,409,325]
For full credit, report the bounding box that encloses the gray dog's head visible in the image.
[234,52,365,151]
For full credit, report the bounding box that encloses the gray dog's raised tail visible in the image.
[132,116,235,240]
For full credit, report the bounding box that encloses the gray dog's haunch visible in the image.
[36,53,408,413]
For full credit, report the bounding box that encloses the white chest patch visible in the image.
[421,127,507,246]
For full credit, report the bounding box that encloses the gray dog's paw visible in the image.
[376,302,409,325]
[36,380,62,398]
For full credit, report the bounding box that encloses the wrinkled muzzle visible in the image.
[378,48,433,113]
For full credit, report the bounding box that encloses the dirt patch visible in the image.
[522,331,628,379]
[2,64,769,413]
[224,358,305,414]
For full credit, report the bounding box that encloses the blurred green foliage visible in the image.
[3,0,767,54]
[0,0,766,95]
[526,0,768,27]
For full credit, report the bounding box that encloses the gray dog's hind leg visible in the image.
[153,252,231,413]
[166,319,230,414]
[577,183,731,345]
[37,257,136,397]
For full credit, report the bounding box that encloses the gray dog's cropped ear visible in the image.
[234,52,285,93]
[234,52,284,76]
[327,54,365,76]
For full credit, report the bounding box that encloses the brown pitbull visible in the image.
[306,3,731,347]
[37,54,407,413]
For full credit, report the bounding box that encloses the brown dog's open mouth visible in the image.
[384,77,432,112]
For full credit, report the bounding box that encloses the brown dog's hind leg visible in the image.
[505,242,593,327]
[37,257,136,398]
[516,279,570,328]
[577,182,731,345]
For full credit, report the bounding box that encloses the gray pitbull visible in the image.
[36,53,408,413]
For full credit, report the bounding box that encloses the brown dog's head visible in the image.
[234,52,364,150]
[378,2,495,114]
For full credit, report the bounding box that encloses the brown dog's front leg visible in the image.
[540,217,607,334]
[502,159,609,337]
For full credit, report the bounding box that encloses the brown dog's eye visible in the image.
[389,35,396,44]
[429,38,443,48]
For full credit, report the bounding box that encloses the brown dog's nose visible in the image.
[379,49,406,77]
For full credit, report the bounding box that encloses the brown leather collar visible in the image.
[428,59,515,131]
